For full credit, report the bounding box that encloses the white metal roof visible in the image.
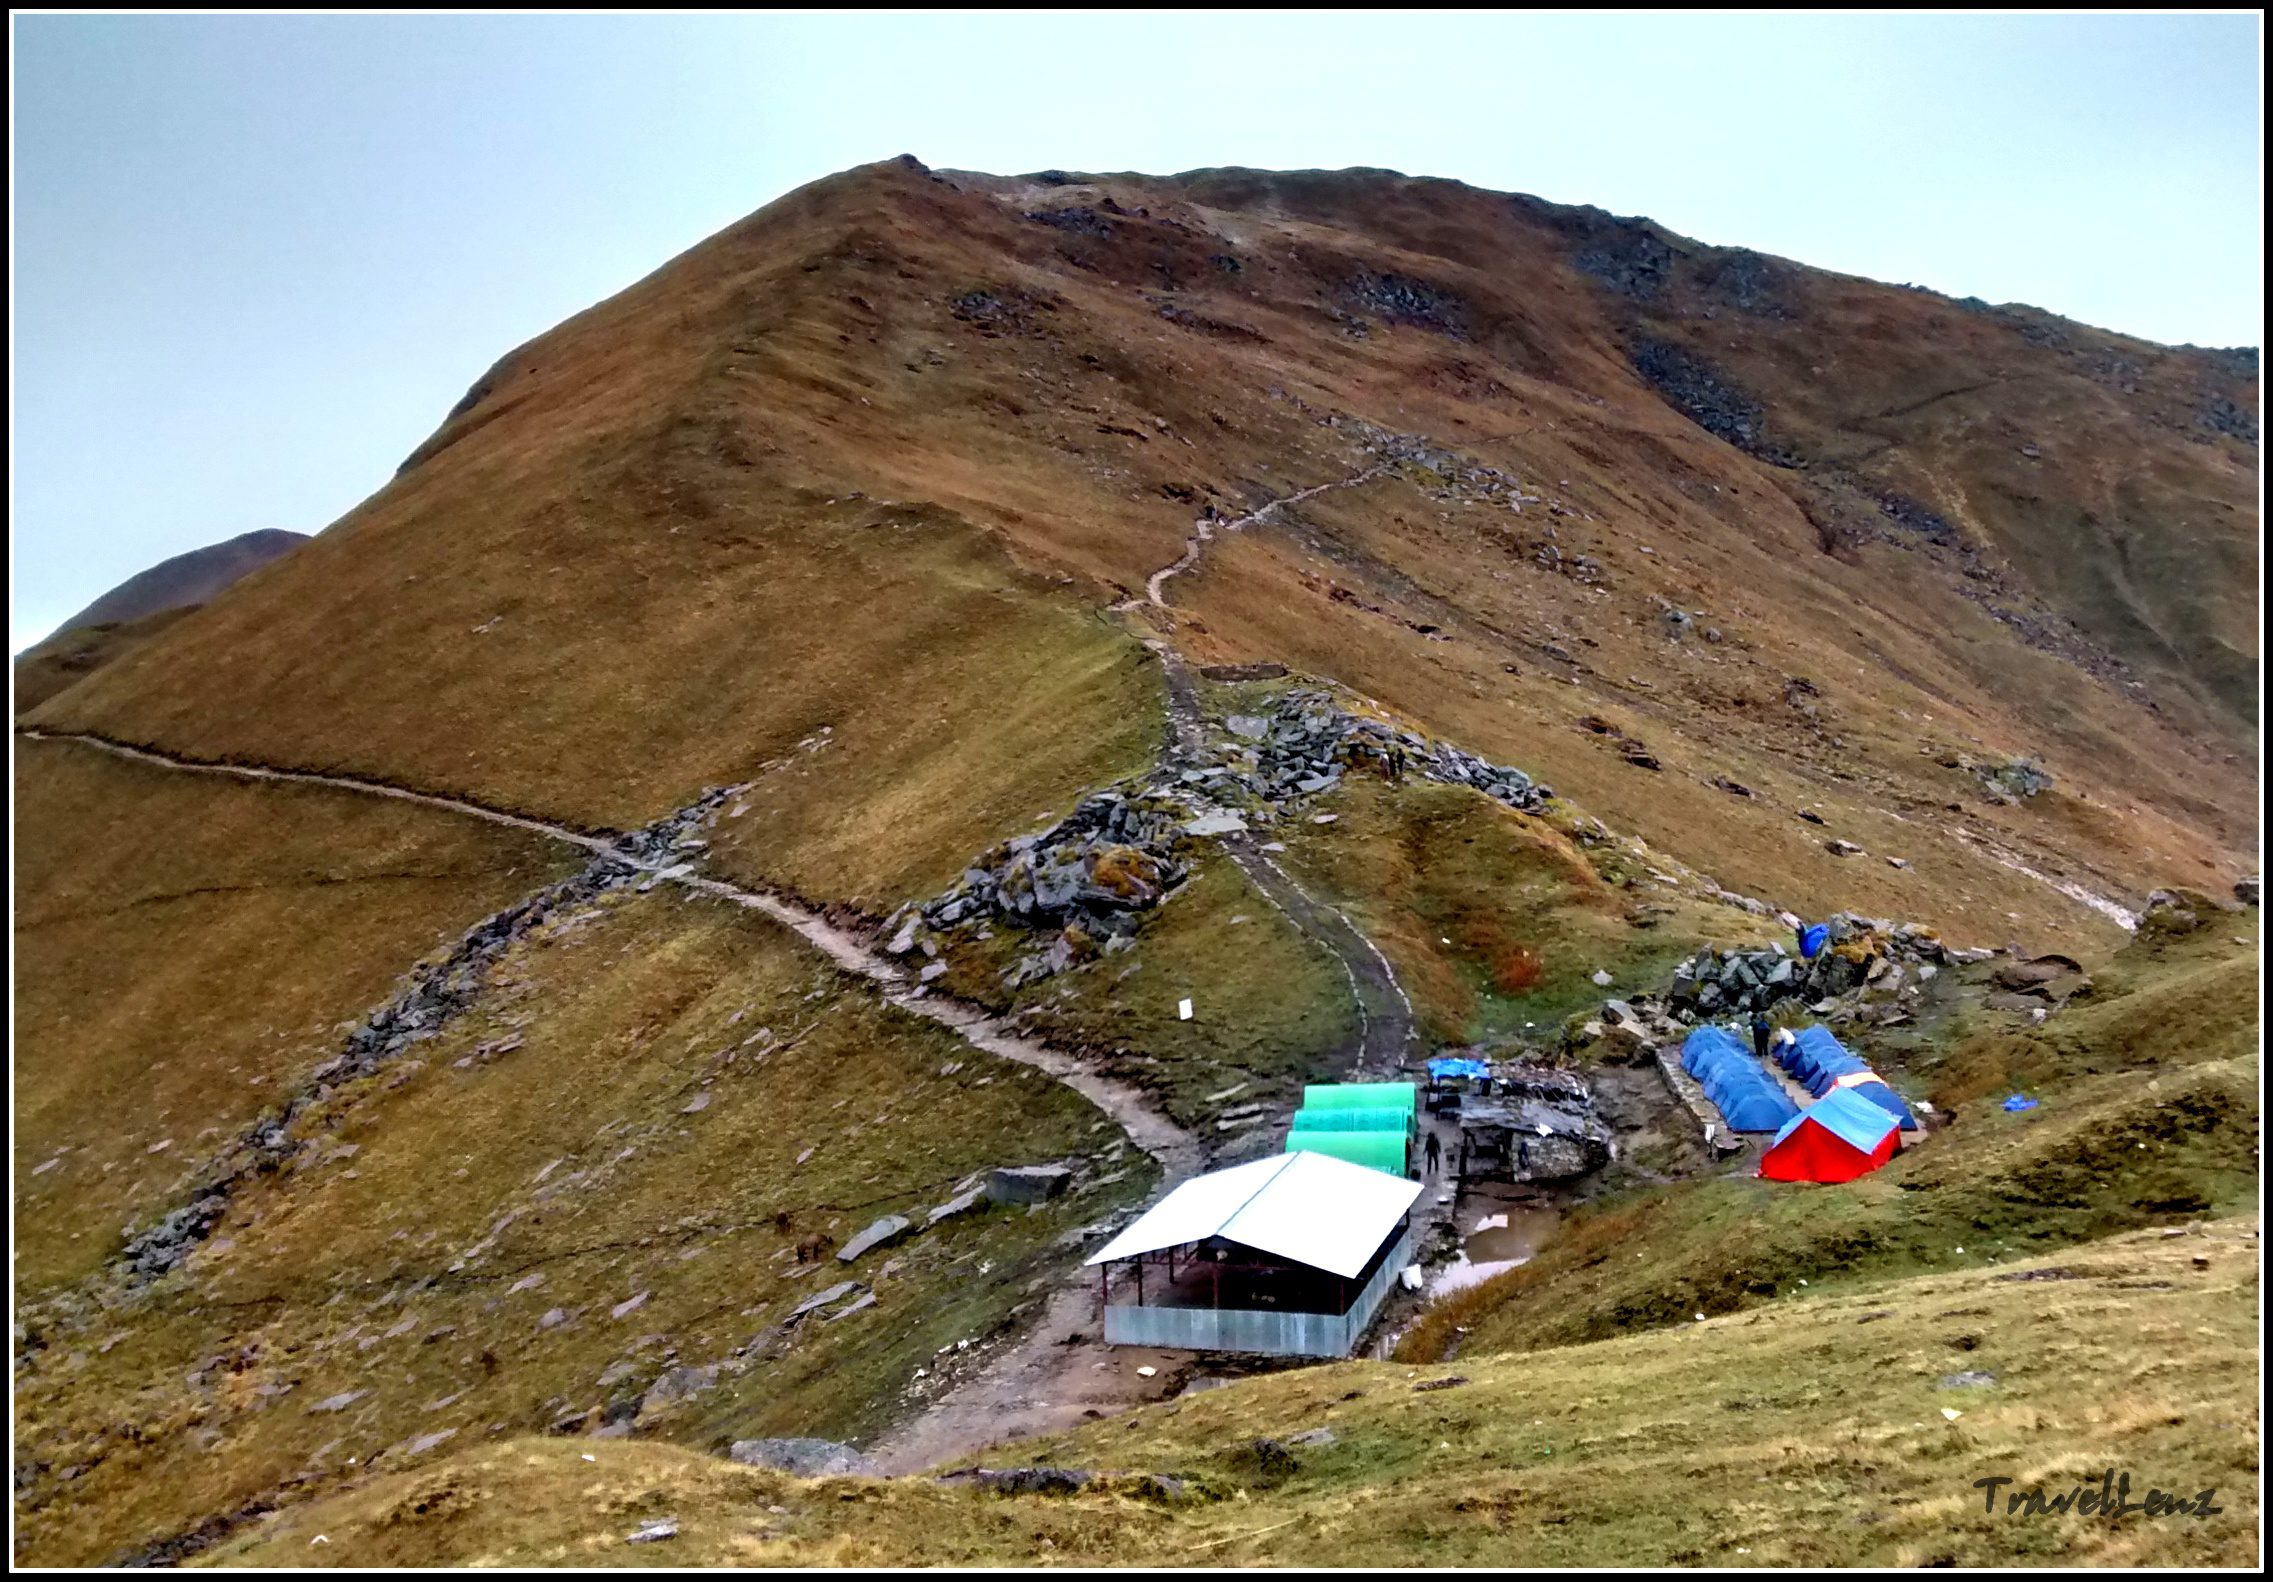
[1084,1150,1423,1279]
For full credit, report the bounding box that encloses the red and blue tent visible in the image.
[1784,1026,1918,1129]
[1758,1086,1901,1183]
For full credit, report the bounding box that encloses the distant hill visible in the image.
[50,527,308,634]
[16,528,307,712]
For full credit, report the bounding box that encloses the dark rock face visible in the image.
[1876,491,1962,546]
[1566,214,1681,301]
[1342,272,1469,337]
[1694,248,1794,318]
[1024,206,1118,241]
[2199,392,2258,444]
[1630,339,1800,467]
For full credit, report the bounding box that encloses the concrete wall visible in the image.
[1102,1227,1414,1358]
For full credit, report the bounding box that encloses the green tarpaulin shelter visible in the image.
[1300,1082,1417,1114]
[1286,1105,1413,1134]
[1285,1127,1410,1176]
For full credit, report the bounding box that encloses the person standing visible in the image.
[1423,1129,1443,1177]
[1751,1010,1773,1064]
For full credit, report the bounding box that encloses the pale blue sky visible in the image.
[10,11,2263,650]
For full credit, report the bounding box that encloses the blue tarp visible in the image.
[1426,1056,1492,1083]
[1799,923,1830,960]
[1768,1085,1899,1154]
[2002,1094,2039,1112]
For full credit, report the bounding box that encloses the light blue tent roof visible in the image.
[1838,1077,1920,1131]
[1769,1086,1900,1153]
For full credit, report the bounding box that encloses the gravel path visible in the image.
[18,727,1202,1181]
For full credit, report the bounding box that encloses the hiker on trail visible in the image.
[1423,1130,1443,1176]
[1751,1010,1773,1063]
[1387,743,1406,784]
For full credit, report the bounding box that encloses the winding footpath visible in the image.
[1142,639,1416,1073]
[1116,455,1420,1074]
[1118,461,1394,611]
[17,727,1202,1182]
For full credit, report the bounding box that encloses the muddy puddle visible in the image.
[1426,1203,1562,1297]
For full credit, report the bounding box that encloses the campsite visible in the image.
[1083,910,2012,1369]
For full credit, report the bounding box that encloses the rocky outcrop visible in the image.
[729,1438,881,1478]
[890,686,1551,988]
[1664,914,1970,1022]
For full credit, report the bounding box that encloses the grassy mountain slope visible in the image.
[13,157,2258,1567]
[198,1217,2258,1568]
[13,865,1153,1565]
[22,158,2256,944]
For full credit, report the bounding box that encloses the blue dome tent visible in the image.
[1681,1027,1800,1134]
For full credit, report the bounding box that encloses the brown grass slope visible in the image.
[13,606,192,714]
[12,837,1153,1565]
[12,739,577,1295]
[198,1218,2257,1568]
[22,157,2255,949]
[50,528,310,636]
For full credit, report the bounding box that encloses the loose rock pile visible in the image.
[1667,913,1977,1023]
[117,785,751,1284]
[892,687,1552,987]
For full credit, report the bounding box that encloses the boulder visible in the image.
[790,1280,865,1320]
[936,1466,1095,1496]
[729,1437,882,1477]
[987,1165,1072,1206]
[836,1216,914,1264]
[2236,875,2261,907]
[637,1364,720,1419]
[926,1186,986,1226]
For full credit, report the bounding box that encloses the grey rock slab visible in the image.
[729,1437,882,1477]
[836,1215,914,1263]
[987,1165,1073,1206]
[927,1187,986,1226]
[791,1281,864,1320]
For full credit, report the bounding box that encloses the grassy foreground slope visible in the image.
[12,739,576,1294]
[13,853,1152,1566]
[202,1219,2257,1568]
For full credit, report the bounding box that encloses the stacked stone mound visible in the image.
[1237,688,1552,811]
[1667,913,1978,1023]
[892,686,1552,987]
